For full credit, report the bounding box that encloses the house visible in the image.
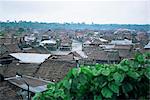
[0,50,77,99]
[136,32,149,46]
[83,40,92,46]
[9,53,51,64]
[0,81,22,100]
[3,75,52,100]
[24,34,36,43]
[144,41,150,52]
[109,39,134,59]
[83,45,103,54]
[84,46,120,64]
[23,46,50,54]
[110,39,133,45]
[34,59,76,82]
[113,29,133,40]
[71,51,88,60]
[5,44,21,53]
[0,53,51,77]
[0,37,18,45]
[41,29,52,41]
[0,62,39,78]
[39,39,57,51]
[0,43,21,58]
[0,44,21,67]
[90,38,103,46]
[99,44,115,49]
[83,37,108,47]
[59,39,72,51]
[5,75,52,93]
[114,45,134,59]
[0,44,10,57]
[50,50,73,61]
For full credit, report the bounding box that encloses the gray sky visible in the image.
[0,0,150,24]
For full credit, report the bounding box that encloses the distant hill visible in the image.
[0,21,149,31]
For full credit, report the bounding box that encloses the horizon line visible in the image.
[0,20,150,25]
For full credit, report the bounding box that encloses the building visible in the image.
[109,39,134,59]
[144,41,150,52]
[40,39,57,51]
[83,46,120,64]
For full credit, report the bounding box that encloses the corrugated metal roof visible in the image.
[99,38,108,42]
[75,50,88,58]
[5,75,53,93]
[40,40,56,46]
[110,39,133,45]
[144,42,150,49]
[10,53,51,64]
[51,51,71,55]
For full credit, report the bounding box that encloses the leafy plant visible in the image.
[33,53,150,100]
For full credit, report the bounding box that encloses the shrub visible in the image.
[33,53,150,100]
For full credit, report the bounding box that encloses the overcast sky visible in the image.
[0,0,150,24]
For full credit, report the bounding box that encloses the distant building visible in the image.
[110,39,133,45]
[24,34,36,43]
[0,37,18,45]
[40,39,57,51]
[83,46,120,64]
[83,38,108,47]
[59,38,72,51]
[144,41,150,52]
[109,39,134,59]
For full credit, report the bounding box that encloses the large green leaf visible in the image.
[92,68,100,76]
[122,82,133,97]
[81,67,92,74]
[101,68,111,76]
[79,74,88,85]
[127,71,140,79]
[101,87,113,98]
[63,80,71,90]
[72,68,81,77]
[107,74,114,81]
[54,89,65,98]
[94,95,102,100]
[118,64,129,72]
[120,59,130,66]
[144,67,150,79]
[109,65,116,72]
[108,82,119,94]
[113,72,124,83]
[135,54,145,64]
[95,63,103,70]
[81,67,93,78]
[47,83,55,89]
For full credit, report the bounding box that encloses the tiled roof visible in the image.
[84,48,120,61]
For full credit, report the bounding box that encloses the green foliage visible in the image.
[113,72,124,83]
[1,21,150,31]
[101,87,113,98]
[33,53,150,100]
[108,82,119,94]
